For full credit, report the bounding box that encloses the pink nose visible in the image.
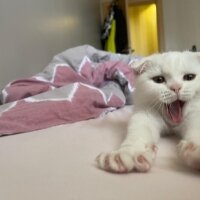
[170,84,182,93]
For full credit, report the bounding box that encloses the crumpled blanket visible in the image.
[0,45,138,136]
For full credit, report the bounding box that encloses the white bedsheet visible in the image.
[0,106,199,200]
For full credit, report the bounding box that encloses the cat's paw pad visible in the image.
[96,151,134,173]
[134,152,153,172]
[133,144,157,172]
[96,145,157,173]
[178,140,200,170]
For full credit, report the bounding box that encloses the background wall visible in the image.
[0,0,101,88]
[162,0,200,51]
[1,0,199,88]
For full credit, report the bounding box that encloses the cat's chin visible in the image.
[164,100,185,124]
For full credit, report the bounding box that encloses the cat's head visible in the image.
[132,51,200,124]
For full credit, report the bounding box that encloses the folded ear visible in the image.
[195,52,200,62]
[131,59,153,76]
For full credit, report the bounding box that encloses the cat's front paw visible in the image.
[178,140,200,170]
[96,145,157,173]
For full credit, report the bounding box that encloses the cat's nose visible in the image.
[170,84,182,93]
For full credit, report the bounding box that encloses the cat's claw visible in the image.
[178,140,200,170]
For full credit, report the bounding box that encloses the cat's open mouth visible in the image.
[165,100,185,124]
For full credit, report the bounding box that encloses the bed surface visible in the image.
[0,106,200,200]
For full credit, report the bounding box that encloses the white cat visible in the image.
[96,51,200,173]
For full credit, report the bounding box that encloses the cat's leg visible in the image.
[96,111,163,173]
[178,117,200,170]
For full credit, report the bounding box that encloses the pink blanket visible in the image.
[0,45,138,136]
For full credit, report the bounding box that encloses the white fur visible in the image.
[96,51,200,173]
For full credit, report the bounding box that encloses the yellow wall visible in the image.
[128,3,158,56]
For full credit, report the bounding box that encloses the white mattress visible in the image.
[0,106,200,200]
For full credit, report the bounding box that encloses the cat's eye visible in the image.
[152,76,165,83]
[183,74,196,81]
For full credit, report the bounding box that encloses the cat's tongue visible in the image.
[166,100,184,124]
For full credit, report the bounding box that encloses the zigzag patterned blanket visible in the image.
[0,45,138,136]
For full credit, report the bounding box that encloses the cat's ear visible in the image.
[131,59,152,75]
[195,52,200,62]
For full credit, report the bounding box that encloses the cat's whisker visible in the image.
[146,97,162,113]
[161,103,166,116]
